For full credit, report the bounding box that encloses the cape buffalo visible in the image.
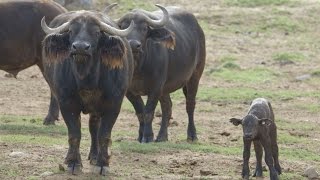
[0,0,66,125]
[117,5,206,143]
[41,10,134,175]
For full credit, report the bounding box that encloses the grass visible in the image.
[273,52,306,63]
[225,0,293,7]
[258,16,304,33]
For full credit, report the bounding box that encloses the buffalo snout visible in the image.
[71,41,91,54]
[129,40,142,51]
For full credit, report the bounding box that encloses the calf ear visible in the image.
[148,27,176,50]
[258,118,272,126]
[99,35,126,69]
[229,118,242,126]
[42,34,70,64]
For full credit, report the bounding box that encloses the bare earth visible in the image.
[1,0,320,179]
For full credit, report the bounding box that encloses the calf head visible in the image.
[41,12,133,71]
[230,115,272,140]
[117,5,175,60]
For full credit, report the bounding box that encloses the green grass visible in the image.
[210,67,277,83]
[226,0,293,7]
[258,16,303,33]
[273,52,306,63]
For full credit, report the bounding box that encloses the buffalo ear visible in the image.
[99,35,126,69]
[42,34,70,64]
[229,118,242,126]
[258,118,272,126]
[148,27,176,50]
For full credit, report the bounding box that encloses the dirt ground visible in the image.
[1,0,320,179]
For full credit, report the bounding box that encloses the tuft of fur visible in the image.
[99,35,126,69]
[42,33,70,64]
[161,32,176,50]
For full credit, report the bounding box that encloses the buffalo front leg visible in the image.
[88,114,100,164]
[142,94,159,143]
[242,139,252,180]
[59,102,82,175]
[126,92,145,142]
[155,94,172,142]
[253,140,263,177]
[92,108,120,175]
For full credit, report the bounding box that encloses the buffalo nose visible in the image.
[129,40,142,50]
[72,41,91,51]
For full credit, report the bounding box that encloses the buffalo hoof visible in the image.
[141,136,154,143]
[242,175,249,180]
[137,135,143,143]
[253,169,263,177]
[155,135,168,142]
[43,115,57,125]
[275,164,282,175]
[187,135,198,143]
[91,165,109,176]
[67,163,82,175]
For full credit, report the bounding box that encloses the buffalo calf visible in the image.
[229,98,281,180]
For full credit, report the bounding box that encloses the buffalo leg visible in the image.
[93,107,120,175]
[142,94,159,143]
[261,137,279,180]
[253,140,263,177]
[183,75,200,142]
[242,139,252,180]
[43,93,60,125]
[37,63,60,125]
[59,100,82,175]
[155,94,172,142]
[88,113,100,164]
[126,92,145,142]
[271,127,282,175]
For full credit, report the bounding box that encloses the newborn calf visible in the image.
[230,98,281,180]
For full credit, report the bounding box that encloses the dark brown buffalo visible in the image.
[117,5,206,143]
[41,9,134,175]
[0,0,66,124]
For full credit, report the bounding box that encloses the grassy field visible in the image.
[1,0,320,179]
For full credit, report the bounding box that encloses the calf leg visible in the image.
[88,114,100,164]
[156,94,172,142]
[271,127,282,175]
[242,139,252,180]
[261,137,279,180]
[253,140,263,177]
[126,92,145,142]
[59,101,82,175]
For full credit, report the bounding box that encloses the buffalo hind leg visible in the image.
[59,101,82,175]
[156,94,172,142]
[183,75,200,142]
[88,114,100,164]
[43,93,60,125]
[37,63,60,125]
[126,92,145,142]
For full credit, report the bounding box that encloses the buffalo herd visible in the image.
[0,0,281,179]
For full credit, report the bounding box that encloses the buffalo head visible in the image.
[41,10,133,70]
[117,5,175,57]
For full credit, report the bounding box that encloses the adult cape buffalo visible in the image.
[117,5,206,143]
[0,0,66,125]
[41,10,134,175]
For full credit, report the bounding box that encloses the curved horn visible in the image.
[102,3,117,14]
[41,17,70,34]
[143,4,169,28]
[100,20,134,37]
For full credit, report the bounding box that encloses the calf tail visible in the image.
[268,101,275,122]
